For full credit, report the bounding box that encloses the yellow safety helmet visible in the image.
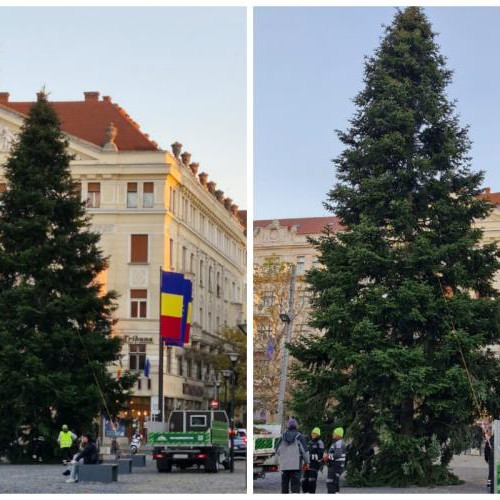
[333,427,344,438]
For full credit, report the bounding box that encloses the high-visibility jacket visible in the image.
[58,430,74,448]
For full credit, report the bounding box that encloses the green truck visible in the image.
[253,425,280,479]
[148,410,230,473]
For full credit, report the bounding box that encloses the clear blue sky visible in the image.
[255,7,500,219]
[0,7,247,208]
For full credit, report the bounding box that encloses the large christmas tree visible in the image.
[0,93,136,461]
[290,7,500,486]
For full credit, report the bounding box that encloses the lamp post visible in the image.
[213,372,221,407]
[277,264,296,431]
[224,351,240,473]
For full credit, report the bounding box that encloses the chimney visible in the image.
[181,151,192,166]
[230,204,239,216]
[224,197,233,210]
[484,187,491,194]
[102,95,112,102]
[207,181,216,194]
[0,92,10,104]
[189,162,199,175]
[171,141,182,159]
[215,190,224,203]
[84,91,100,102]
[198,172,208,187]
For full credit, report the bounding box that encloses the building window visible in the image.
[208,266,213,292]
[129,344,146,371]
[297,256,306,274]
[199,261,204,287]
[177,356,183,376]
[208,312,212,332]
[72,182,81,201]
[199,307,203,328]
[143,182,154,208]
[127,182,138,208]
[87,182,100,208]
[261,291,275,307]
[196,361,203,380]
[131,234,148,263]
[130,289,147,318]
[190,254,195,273]
[182,247,187,271]
[166,347,172,373]
[170,238,174,269]
[216,272,221,298]
[186,358,192,378]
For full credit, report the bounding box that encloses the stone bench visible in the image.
[78,463,118,483]
[101,458,132,474]
[123,454,146,467]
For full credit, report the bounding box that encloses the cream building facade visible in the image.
[253,217,340,422]
[0,91,246,429]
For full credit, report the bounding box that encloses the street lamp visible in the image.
[225,352,240,473]
[213,372,221,407]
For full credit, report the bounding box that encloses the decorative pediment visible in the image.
[254,221,306,245]
[0,106,102,162]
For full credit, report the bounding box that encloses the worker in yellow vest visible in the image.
[57,425,77,465]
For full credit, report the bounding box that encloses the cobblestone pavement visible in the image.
[254,454,488,494]
[0,456,247,494]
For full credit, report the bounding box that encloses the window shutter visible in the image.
[131,235,148,263]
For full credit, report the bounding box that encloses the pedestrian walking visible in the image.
[64,433,99,483]
[57,424,77,465]
[324,427,347,494]
[301,427,324,493]
[485,430,494,494]
[276,418,309,493]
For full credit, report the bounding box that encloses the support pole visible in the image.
[276,264,296,431]
[158,266,164,422]
[494,420,500,494]
[230,370,236,473]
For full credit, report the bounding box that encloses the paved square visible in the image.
[254,454,488,494]
[0,456,247,494]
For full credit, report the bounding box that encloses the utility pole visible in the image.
[277,264,296,431]
[158,266,164,422]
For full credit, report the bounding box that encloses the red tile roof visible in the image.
[479,188,500,206]
[254,216,342,235]
[0,92,158,151]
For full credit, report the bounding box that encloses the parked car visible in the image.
[233,428,247,458]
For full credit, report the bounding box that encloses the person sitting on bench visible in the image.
[65,433,99,483]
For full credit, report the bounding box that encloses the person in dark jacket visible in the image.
[324,427,347,494]
[485,431,494,494]
[301,427,325,493]
[65,433,99,483]
[276,418,309,493]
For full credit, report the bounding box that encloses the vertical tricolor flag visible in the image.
[160,271,186,346]
[181,278,193,344]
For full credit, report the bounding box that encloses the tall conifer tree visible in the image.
[0,93,136,460]
[290,7,500,486]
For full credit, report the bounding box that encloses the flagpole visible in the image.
[158,265,164,423]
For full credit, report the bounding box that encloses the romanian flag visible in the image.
[181,279,193,344]
[160,271,186,346]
